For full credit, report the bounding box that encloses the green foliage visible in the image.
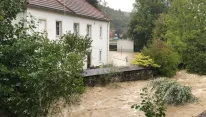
[132,87,166,117]
[132,53,160,68]
[165,0,203,57]
[130,0,206,75]
[128,0,168,51]
[100,63,115,68]
[0,14,92,117]
[0,0,27,40]
[99,5,130,39]
[99,65,120,86]
[142,40,180,77]
[153,13,168,41]
[151,78,197,105]
[0,1,93,116]
[164,0,206,74]
[132,77,197,117]
[183,32,206,74]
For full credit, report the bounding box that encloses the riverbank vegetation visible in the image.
[0,0,92,116]
[130,0,206,116]
[130,0,206,77]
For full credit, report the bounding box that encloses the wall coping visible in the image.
[82,66,147,77]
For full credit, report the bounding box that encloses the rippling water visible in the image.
[54,71,206,117]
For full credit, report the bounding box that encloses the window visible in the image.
[39,19,46,33]
[87,25,92,37]
[100,26,102,39]
[74,23,79,35]
[56,21,62,36]
[99,50,102,62]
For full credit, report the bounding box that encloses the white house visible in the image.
[16,0,110,69]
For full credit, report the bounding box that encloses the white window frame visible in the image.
[56,21,62,37]
[74,23,80,35]
[87,24,92,38]
[100,26,103,39]
[99,50,102,62]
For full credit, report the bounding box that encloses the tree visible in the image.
[142,40,180,77]
[86,0,99,8]
[98,5,131,39]
[128,0,167,51]
[0,0,27,40]
[165,0,206,74]
[135,0,206,75]
[153,13,169,41]
[165,0,193,55]
[0,0,92,116]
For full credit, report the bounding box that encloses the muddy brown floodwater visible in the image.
[61,71,206,117]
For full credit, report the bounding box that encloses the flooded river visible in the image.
[60,71,206,117]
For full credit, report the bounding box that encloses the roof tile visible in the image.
[29,0,109,21]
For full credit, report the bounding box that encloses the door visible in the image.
[87,52,91,68]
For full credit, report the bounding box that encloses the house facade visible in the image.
[16,0,110,69]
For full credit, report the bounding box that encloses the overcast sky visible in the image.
[105,0,135,12]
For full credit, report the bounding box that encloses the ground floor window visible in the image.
[99,50,102,62]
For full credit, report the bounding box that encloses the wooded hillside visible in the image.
[99,5,131,38]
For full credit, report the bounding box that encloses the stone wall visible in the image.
[82,66,153,87]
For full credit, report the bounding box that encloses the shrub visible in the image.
[101,63,115,68]
[132,87,166,117]
[142,40,180,77]
[150,78,197,105]
[0,19,92,116]
[132,78,197,117]
[132,53,160,68]
[99,65,121,86]
[182,32,206,75]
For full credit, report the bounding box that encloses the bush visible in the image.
[99,64,121,86]
[150,78,197,105]
[100,63,115,68]
[182,32,206,75]
[132,78,197,117]
[132,53,160,68]
[0,19,92,116]
[132,87,166,117]
[142,40,180,77]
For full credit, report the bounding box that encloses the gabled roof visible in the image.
[28,0,109,21]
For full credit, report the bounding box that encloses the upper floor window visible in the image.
[100,26,102,39]
[74,23,79,35]
[56,21,62,36]
[87,25,92,37]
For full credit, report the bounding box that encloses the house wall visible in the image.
[117,39,134,52]
[12,13,26,25]
[17,8,110,69]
